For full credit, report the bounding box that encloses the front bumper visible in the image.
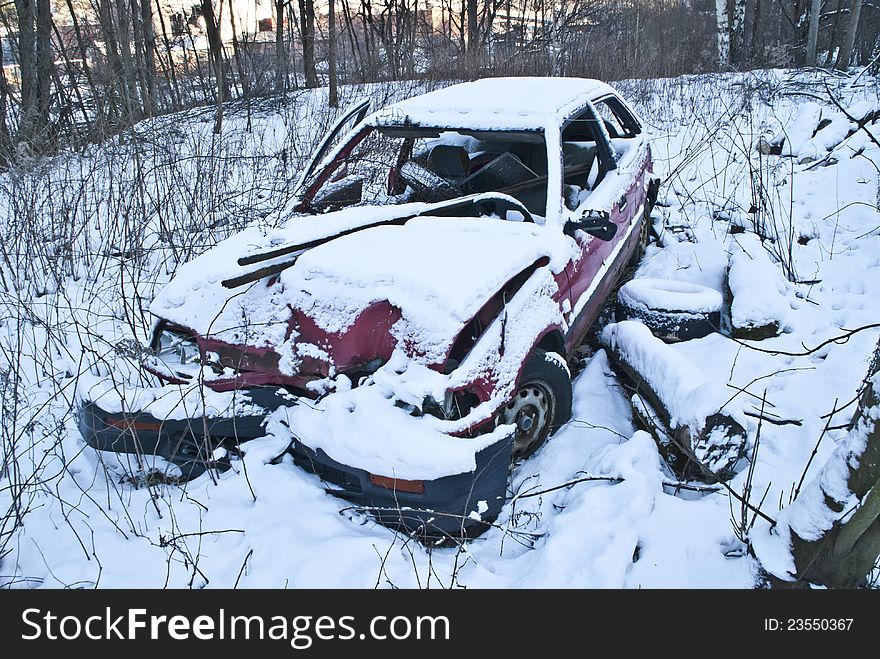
[77,386,292,479]
[78,388,513,538]
[288,434,513,538]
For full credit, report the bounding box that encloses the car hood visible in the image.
[150,208,568,374]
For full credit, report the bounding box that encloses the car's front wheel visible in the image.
[499,349,573,459]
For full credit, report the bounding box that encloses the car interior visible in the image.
[310,97,642,218]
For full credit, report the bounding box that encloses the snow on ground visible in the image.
[1,69,879,588]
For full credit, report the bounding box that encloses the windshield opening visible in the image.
[304,126,549,219]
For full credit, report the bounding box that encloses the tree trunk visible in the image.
[298,0,318,88]
[275,0,287,92]
[115,0,140,119]
[466,0,478,67]
[715,0,730,66]
[764,337,880,587]
[13,0,53,148]
[98,0,124,121]
[0,33,11,164]
[837,0,864,69]
[152,0,182,110]
[730,0,746,63]
[201,0,226,133]
[328,0,338,107]
[829,0,844,66]
[228,4,250,97]
[805,0,821,65]
[751,0,765,62]
[65,0,107,122]
[140,0,157,115]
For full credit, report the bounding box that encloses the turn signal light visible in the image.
[104,417,163,432]
[369,474,425,494]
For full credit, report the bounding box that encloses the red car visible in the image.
[79,78,659,538]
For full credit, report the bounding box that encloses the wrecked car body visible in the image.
[78,78,660,537]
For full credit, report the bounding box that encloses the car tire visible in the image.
[499,349,573,459]
[615,278,723,343]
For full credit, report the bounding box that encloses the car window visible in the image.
[561,107,616,211]
[593,95,641,139]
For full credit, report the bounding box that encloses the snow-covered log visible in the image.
[778,102,824,157]
[726,234,788,340]
[755,338,880,587]
[797,101,880,163]
[602,321,748,482]
[757,100,880,159]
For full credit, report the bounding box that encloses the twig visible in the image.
[511,474,623,502]
[793,400,837,501]
[233,549,253,588]
[729,323,880,357]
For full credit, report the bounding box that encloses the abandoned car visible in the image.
[78,78,660,537]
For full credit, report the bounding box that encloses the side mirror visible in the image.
[563,209,617,241]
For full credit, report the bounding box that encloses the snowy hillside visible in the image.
[1,69,879,588]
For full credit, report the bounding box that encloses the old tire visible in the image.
[499,349,573,459]
[616,278,722,343]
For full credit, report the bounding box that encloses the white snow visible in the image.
[372,77,614,131]
[285,217,567,364]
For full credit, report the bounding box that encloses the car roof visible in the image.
[371,77,617,132]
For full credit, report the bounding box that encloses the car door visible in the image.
[293,98,371,195]
[560,97,646,348]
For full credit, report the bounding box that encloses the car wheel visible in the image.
[615,278,723,343]
[499,349,573,458]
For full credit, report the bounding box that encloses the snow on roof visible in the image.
[372,77,616,131]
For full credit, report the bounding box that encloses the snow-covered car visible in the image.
[78,78,660,537]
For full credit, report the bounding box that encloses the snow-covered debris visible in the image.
[794,98,879,163]
[796,111,855,163]
[778,102,824,157]
[726,234,789,340]
[601,321,747,480]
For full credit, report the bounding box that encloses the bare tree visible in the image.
[837,0,865,69]
[328,0,338,106]
[201,0,226,133]
[806,0,821,65]
[466,0,478,66]
[715,0,730,65]
[275,0,287,91]
[14,0,53,148]
[0,33,12,163]
[730,0,747,62]
[298,0,318,88]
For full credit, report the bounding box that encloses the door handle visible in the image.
[618,195,628,211]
